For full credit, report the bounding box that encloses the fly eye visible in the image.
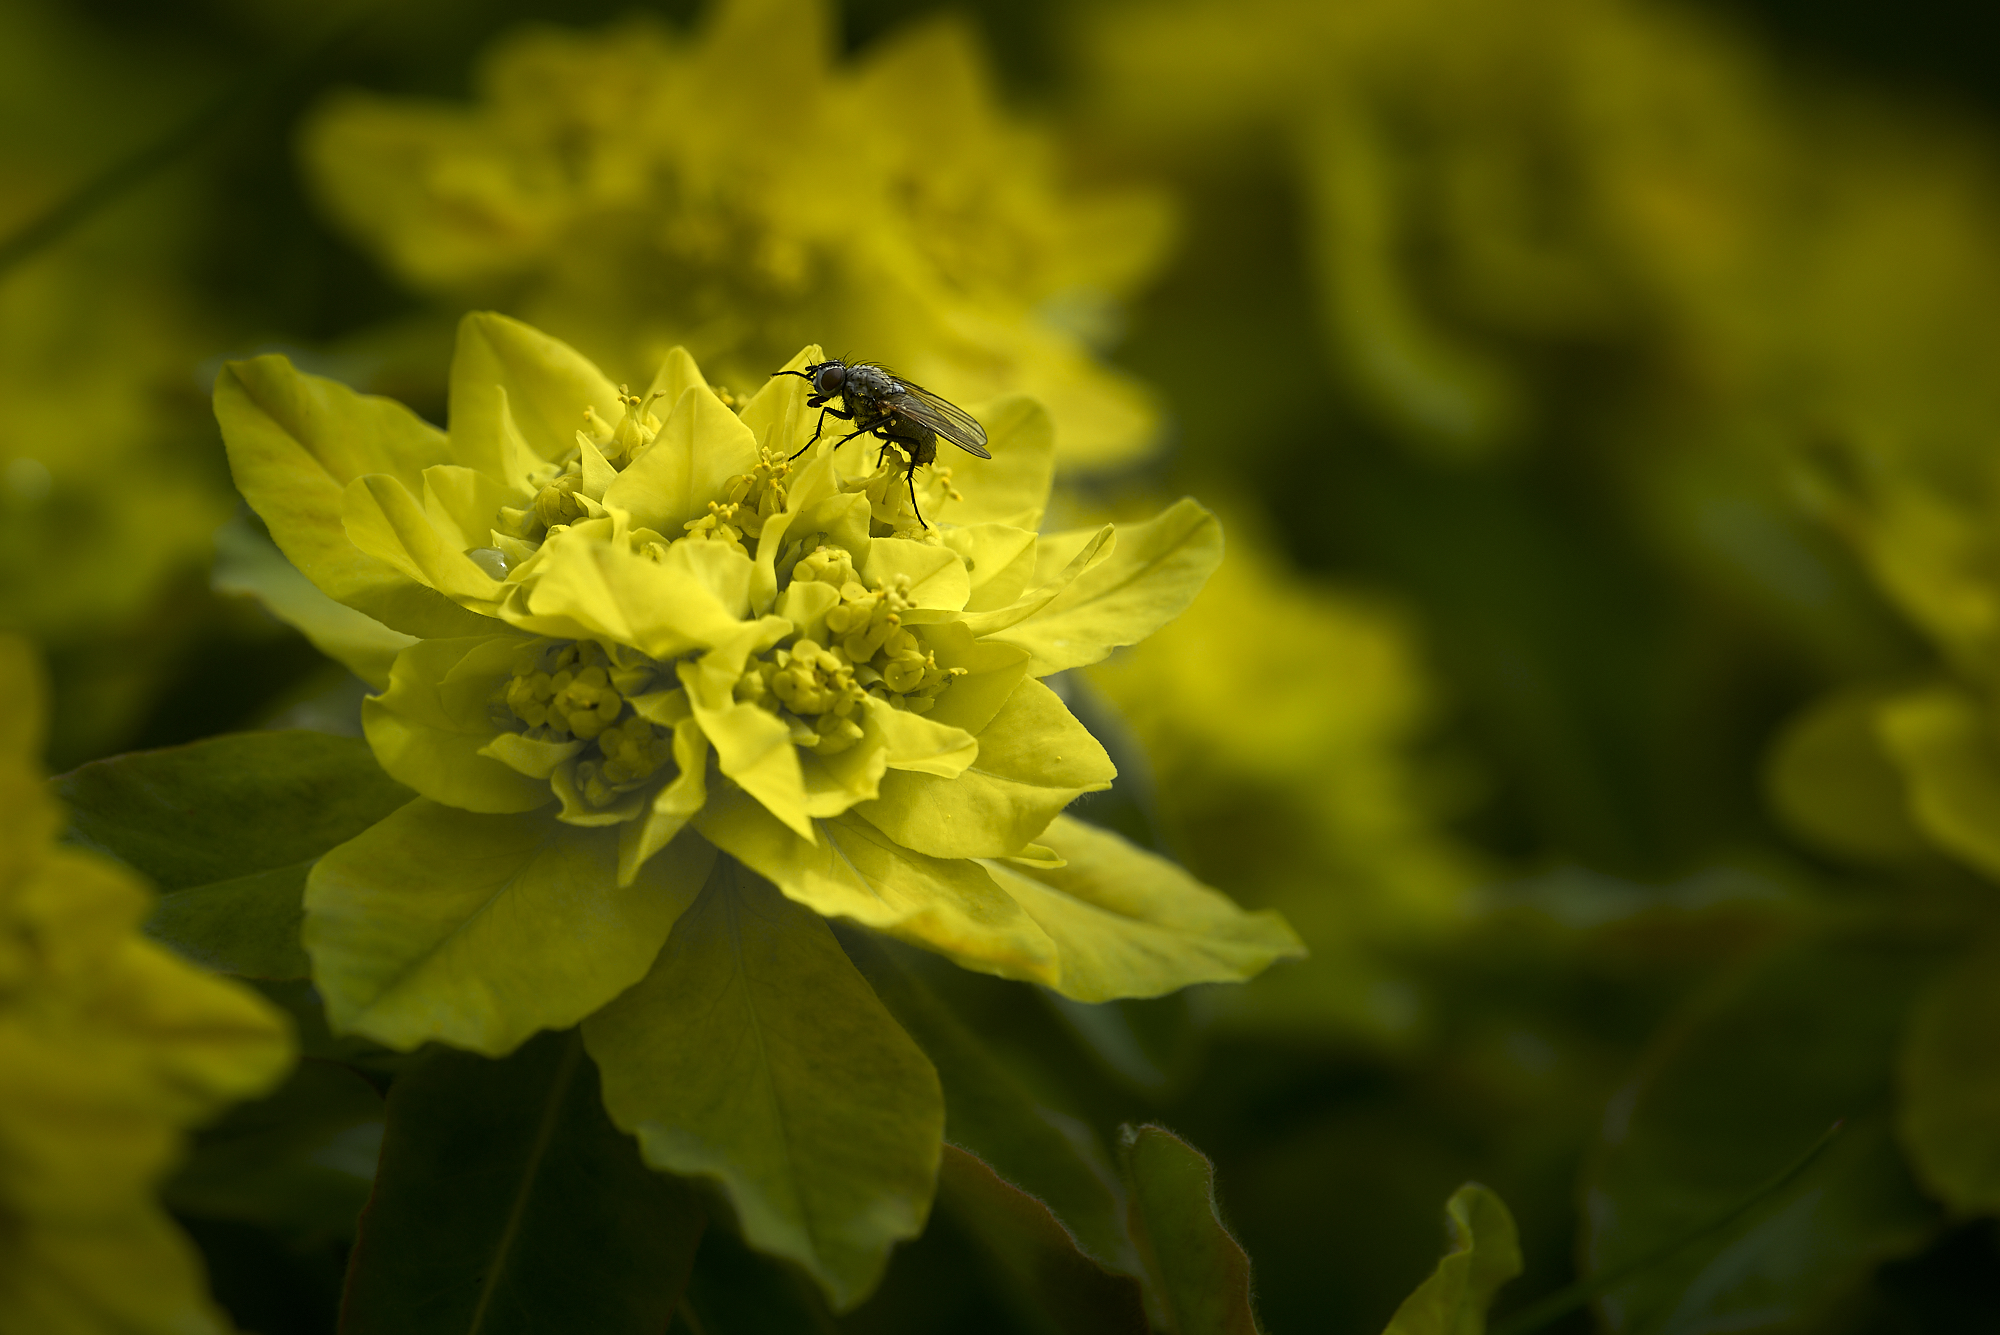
[814,365,846,395]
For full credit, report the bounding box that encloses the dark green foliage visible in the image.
[57,730,412,977]
[341,1029,705,1335]
[835,925,1135,1271]
[169,1060,386,1242]
[937,1146,1150,1335]
[1584,937,1942,1333]
[1119,1126,1262,1335]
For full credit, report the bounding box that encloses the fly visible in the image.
[775,358,990,528]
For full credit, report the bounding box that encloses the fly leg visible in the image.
[790,398,854,460]
[878,430,931,529]
[821,421,883,455]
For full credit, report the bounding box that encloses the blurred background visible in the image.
[10,0,2000,1329]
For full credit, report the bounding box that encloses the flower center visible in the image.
[484,389,794,569]
[500,640,679,807]
[778,546,965,712]
[842,450,963,538]
[492,554,965,806]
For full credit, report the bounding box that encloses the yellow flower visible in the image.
[0,638,294,1334]
[300,0,1173,469]
[213,311,1300,1303]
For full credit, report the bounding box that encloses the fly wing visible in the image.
[889,381,991,457]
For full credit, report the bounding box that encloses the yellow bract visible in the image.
[0,639,294,1334]
[301,0,1172,469]
[213,311,1302,1063]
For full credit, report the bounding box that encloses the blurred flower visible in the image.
[1077,0,1784,460]
[1089,528,1485,1041]
[301,0,1173,469]
[0,257,227,643]
[0,637,293,1333]
[1077,0,2000,672]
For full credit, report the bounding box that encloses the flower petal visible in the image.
[305,800,713,1054]
[738,344,821,458]
[982,816,1306,1002]
[342,473,506,605]
[641,345,710,409]
[425,462,524,547]
[694,786,1058,983]
[957,525,1113,637]
[864,695,978,777]
[363,636,552,814]
[864,537,971,612]
[448,311,621,475]
[604,385,761,534]
[917,621,1031,736]
[616,721,710,886]
[796,698,978,819]
[945,394,1055,530]
[479,731,587,780]
[685,687,813,841]
[941,523,1039,612]
[987,498,1222,676]
[858,679,1111,859]
[581,861,941,1310]
[524,536,759,657]
[216,355,493,638]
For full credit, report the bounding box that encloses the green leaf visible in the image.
[833,926,1137,1272]
[57,731,414,979]
[582,860,943,1310]
[212,513,418,690]
[938,1144,1150,1335]
[1899,935,2000,1214]
[164,1059,385,1240]
[1583,936,1939,1334]
[1120,1124,1263,1335]
[306,802,712,1054]
[1381,1185,1521,1335]
[342,1029,705,1334]
[990,499,1223,677]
